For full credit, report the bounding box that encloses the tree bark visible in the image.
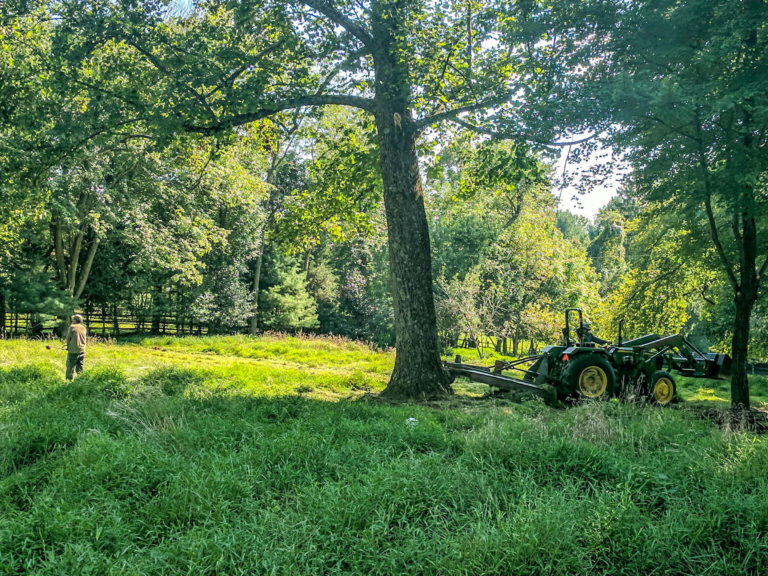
[249,253,263,335]
[113,303,120,337]
[371,3,450,399]
[0,291,5,339]
[151,284,162,334]
[730,294,753,409]
[67,230,84,296]
[729,207,759,409]
[53,220,67,288]
[373,106,449,397]
[376,122,449,397]
[177,294,185,335]
[74,236,100,300]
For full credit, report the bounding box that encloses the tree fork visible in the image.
[369,2,451,399]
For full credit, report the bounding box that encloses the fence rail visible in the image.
[2,313,768,373]
[0,311,220,339]
[748,363,768,376]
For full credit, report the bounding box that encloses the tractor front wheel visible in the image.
[649,371,676,406]
[564,354,616,400]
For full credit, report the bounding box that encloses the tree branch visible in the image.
[703,189,740,293]
[74,234,100,300]
[203,39,287,99]
[53,219,67,288]
[647,115,698,142]
[301,0,374,50]
[314,46,370,96]
[415,95,511,131]
[625,262,684,308]
[448,116,596,148]
[125,36,217,121]
[694,110,740,292]
[68,229,84,296]
[188,94,375,134]
[759,254,768,287]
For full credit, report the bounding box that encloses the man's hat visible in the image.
[72,314,83,324]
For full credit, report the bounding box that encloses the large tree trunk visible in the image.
[374,108,450,398]
[371,4,450,399]
[729,207,760,409]
[730,295,753,409]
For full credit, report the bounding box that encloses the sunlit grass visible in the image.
[0,335,393,403]
[1,335,767,575]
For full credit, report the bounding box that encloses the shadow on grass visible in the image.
[3,365,768,575]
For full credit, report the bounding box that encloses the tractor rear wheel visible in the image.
[564,354,616,400]
[649,371,676,405]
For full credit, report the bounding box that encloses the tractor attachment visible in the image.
[444,356,547,397]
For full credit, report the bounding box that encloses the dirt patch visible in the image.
[682,405,768,434]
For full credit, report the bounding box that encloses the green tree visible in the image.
[587,208,628,296]
[51,0,579,398]
[600,209,718,340]
[258,251,319,332]
[548,0,768,407]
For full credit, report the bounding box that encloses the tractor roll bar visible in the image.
[564,308,584,346]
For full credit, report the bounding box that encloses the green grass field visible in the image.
[1,336,767,575]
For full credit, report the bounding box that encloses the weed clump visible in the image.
[141,366,204,396]
[0,337,767,575]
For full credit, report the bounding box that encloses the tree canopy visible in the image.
[1,0,766,406]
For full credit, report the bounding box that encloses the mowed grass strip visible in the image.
[0,336,767,575]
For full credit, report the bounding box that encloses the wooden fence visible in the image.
[0,311,218,339]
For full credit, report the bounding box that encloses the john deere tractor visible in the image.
[444,308,730,405]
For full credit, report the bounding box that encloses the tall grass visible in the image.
[1,336,766,575]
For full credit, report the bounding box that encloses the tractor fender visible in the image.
[561,346,609,357]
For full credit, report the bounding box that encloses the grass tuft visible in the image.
[0,336,767,574]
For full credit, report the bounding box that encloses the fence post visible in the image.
[113,304,120,337]
[0,292,5,340]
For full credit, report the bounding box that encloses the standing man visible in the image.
[65,314,87,380]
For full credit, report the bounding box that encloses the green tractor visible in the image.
[445,308,731,405]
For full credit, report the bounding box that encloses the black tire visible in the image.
[563,353,616,400]
[648,371,676,406]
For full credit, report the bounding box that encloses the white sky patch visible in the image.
[552,140,630,219]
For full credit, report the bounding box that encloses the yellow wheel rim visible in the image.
[579,366,608,398]
[653,377,675,405]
